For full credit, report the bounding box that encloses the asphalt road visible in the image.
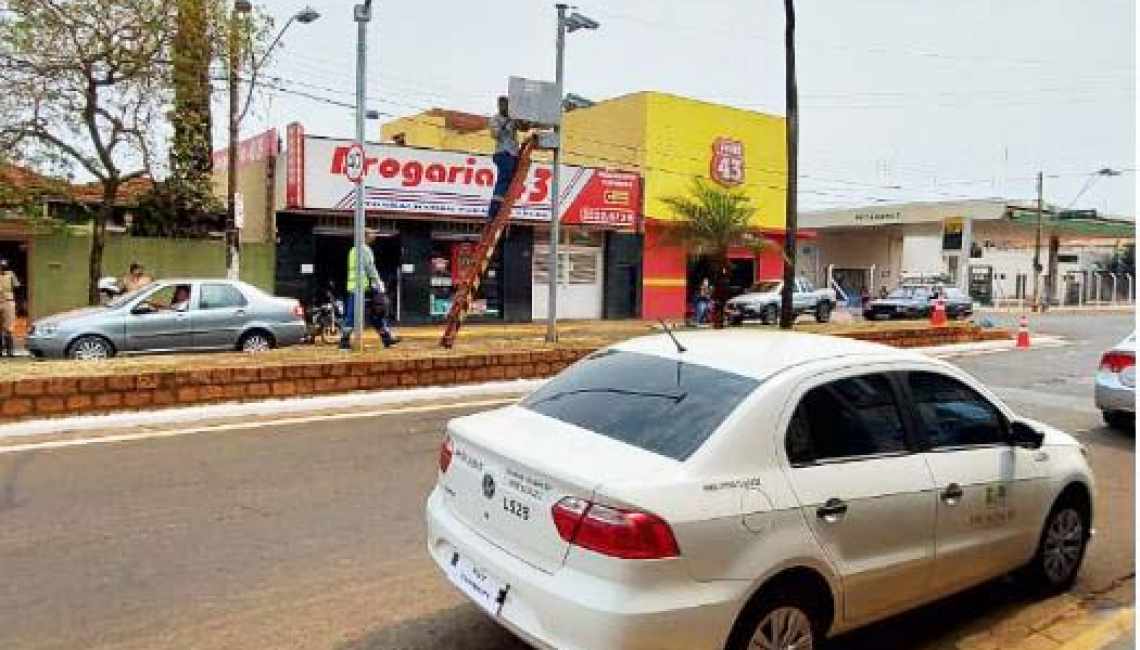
[0,313,1133,650]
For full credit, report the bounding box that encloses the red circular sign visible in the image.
[344,144,366,183]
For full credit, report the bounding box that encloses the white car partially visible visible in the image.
[426,331,1095,650]
[1096,333,1135,430]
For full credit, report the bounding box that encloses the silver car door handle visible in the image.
[816,498,848,523]
[941,483,964,506]
[235,309,246,316]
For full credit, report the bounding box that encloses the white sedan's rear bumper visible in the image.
[1095,371,1135,414]
[425,487,744,650]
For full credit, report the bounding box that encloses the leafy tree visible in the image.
[0,0,174,304]
[661,179,773,328]
[168,0,220,227]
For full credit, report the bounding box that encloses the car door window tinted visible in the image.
[521,350,759,461]
[786,374,908,465]
[908,372,1007,449]
[199,284,247,310]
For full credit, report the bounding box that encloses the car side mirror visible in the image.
[131,303,156,316]
[1010,420,1045,449]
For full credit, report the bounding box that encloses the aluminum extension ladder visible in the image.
[439,137,538,348]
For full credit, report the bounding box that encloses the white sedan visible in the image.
[426,331,1095,650]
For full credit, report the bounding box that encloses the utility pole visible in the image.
[547,3,568,343]
[225,1,251,280]
[779,0,799,330]
[352,0,373,351]
[1031,171,1043,313]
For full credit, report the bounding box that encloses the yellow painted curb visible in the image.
[1057,608,1134,650]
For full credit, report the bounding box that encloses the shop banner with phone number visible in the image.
[289,132,641,229]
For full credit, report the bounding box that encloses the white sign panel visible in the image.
[298,136,641,228]
[508,76,561,127]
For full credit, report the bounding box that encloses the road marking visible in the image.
[0,397,519,456]
[1056,607,1134,650]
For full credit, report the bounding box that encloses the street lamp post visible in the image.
[352,0,374,351]
[547,5,598,343]
[225,1,251,280]
[226,4,320,281]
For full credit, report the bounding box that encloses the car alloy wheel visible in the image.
[69,336,111,360]
[815,302,832,323]
[1042,508,1084,584]
[241,333,272,353]
[761,304,779,325]
[749,606,815,650]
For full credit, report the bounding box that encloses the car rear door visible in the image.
[902,370,1051,595]
[192,283,250,349]
[782,370,937,625]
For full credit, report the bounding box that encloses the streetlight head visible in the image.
[563,93,595,111]
[295,6,321,23]
[1097,167,1122,177]
[234,0,253,13]
[566,11,600,32]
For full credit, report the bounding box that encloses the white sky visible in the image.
[240,0,1138,216]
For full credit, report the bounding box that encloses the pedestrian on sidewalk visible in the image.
[122,263,152,293]
[693,278,712,326]
[486,96,530,218]
[0,259,20,357]
[339,228,400,350]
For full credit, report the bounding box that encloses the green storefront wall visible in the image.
[29,230,274,319]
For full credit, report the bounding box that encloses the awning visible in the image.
[1006,210,1135,238]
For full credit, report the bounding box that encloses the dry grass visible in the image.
[0,318,977,382]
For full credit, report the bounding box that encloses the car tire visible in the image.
[815,301,833,323]
[760,304,779,326]
[67,335,115,360]
[726,583,826,650]
[1103,410,1134,431]
[238,330,276,353]
[1020,494,1090,596]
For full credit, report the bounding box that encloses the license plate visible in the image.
[446,552,509,616]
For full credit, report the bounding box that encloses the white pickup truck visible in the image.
[725,278,837,325]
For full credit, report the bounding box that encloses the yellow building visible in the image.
[382,92,788,318]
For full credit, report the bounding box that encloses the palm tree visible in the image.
[661,179,773,329]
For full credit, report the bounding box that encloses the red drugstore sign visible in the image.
[288,134,642,228]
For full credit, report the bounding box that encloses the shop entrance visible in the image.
[688,255,756,301]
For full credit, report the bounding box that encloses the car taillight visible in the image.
[1100,351,1135,374]
[292,303,305,319]
[439,436,453,473]
[552,497,680,560]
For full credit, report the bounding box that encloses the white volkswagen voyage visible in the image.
[425,331,1094,650]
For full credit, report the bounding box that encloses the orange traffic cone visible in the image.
[930,297,948,327]
[1016,316,1031,348]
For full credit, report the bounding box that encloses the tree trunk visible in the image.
[87,180,119,305]
[712,255,731,329]
[779,0,799,330]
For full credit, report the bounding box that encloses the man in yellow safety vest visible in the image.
[339,228,399,350]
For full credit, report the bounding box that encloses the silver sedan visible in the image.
[26,279,308,359]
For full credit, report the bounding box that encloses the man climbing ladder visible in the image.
[440,134,539,348]
[487,96,531,218]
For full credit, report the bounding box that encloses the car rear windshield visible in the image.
[521,350,760,461]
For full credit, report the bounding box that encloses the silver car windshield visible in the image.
[751,281,781,293]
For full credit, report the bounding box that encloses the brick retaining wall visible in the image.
[0,326,1010,422]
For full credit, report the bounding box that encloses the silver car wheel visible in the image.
[241,334,272,353]
[71,337,110,360]
[1043,508,1084,583]
[749,606,814,650]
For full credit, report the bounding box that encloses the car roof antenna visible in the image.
[658,319,687,354]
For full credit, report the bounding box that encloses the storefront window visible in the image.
[428,238,503,319]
